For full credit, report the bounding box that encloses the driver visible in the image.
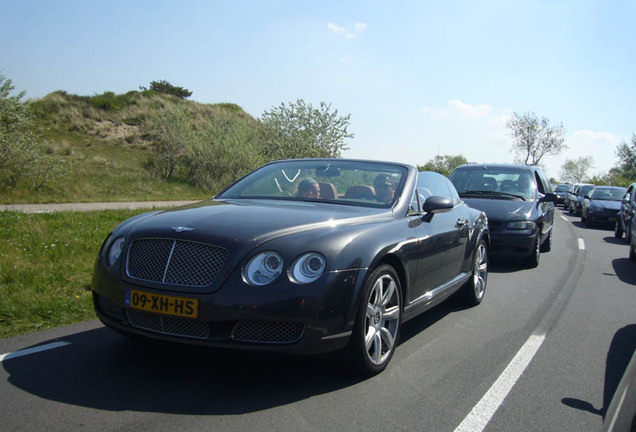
[374,174,396,203]
[297,177,321,199]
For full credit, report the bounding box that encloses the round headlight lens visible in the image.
[107,237,126,266]
[244,251,283,286]
[289,253,326,284]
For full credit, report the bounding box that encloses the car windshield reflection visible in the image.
[216,160,408,208]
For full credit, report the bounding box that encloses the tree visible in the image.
[260,99,353,159]
[614,134,636,181]
[560,156,594,183]
[418,154,468,176]
[141,80,192,99]
[0,75,67,190]
[507,112,566,166]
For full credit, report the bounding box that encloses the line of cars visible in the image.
[91,159,558,375]
[556,181,636,260]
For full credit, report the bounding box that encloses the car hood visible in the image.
[124,199,388,247]
[460,197,537,223]
[590,200,621,211]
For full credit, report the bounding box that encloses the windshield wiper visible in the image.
[460,190,527,201]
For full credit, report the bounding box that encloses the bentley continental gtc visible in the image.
[92,159,489,375]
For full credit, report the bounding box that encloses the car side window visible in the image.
[417,172,453,200]
[534,172,546,194]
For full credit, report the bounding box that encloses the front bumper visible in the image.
[587,209,619,223]
[487,223,537,258]
[92,266,364,355]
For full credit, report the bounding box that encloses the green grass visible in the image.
[0,209,149,338]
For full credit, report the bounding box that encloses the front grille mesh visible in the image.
[127,309,209,339]
[127,239,228,287]
[232,320,304,344]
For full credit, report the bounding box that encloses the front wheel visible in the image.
[460,239,488,306]
[615,220,624,238]
[540,229,552,252]
[526,236,540,268]
[347,264,402,376]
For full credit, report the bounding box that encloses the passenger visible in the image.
[297,177,321,199]
[374,174,396,203]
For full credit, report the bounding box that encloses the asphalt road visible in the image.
[1,208,634,432]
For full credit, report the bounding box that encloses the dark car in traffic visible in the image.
[615,182,636,241]
[580,186,626,227]
[92,159,489,375]
[569,184,595,215]
[553,184,570,207]
[449,163,556,267]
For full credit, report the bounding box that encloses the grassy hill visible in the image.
[1,90,260,204]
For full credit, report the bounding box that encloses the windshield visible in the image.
[579,185,595,196]
[449,167,534,200]
[217,160,408,208]
[590,187,626,201]
[554,184,569,193]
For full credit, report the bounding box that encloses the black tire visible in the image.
[347,264,402,376]
[581,213,587,224]
[540,230,552,252]
[526,236,540,268]
[626,222,633,244]
[615,220,624,238]
[459,239,488,306]
[630,242,636,261]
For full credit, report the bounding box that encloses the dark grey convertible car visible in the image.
[92,159,489,375]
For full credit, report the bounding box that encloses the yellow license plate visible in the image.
[127,289,199,319]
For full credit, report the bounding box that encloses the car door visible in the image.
[623,185,636,232]
[408,172,468,303]
[534,170,554,242]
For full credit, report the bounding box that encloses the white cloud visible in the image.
[327,23,347,35]
[327,22,368,38]
[447,99,493,118]
[421,106,451,117]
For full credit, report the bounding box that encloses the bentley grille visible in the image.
[126,239,228,287]
[127,309,210,339]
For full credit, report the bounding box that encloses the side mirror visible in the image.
[584,195,590,199]
[539,193,557,203]
[422,196,454,214]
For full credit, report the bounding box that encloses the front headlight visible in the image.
[243,251,284,286]
[107,237,126,266]
[289,253,326,284]
[506,221,536,230]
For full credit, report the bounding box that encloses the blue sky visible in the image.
[2,0,634,180]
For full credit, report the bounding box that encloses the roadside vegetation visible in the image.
[0,76,352,204]
[0,209,147,338]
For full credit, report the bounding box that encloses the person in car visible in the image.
[297,177,321,199]
[374,174,396,203]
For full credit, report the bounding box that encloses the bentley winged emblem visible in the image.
[172,226,195,233]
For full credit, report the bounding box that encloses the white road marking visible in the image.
[578,238,585,250]
[0,341,71,362]
[454,333,546,432]
[560,215,569,222]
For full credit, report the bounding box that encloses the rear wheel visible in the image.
[347,264,402,376]
[460,239,488,306]
[630,240,636,261]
